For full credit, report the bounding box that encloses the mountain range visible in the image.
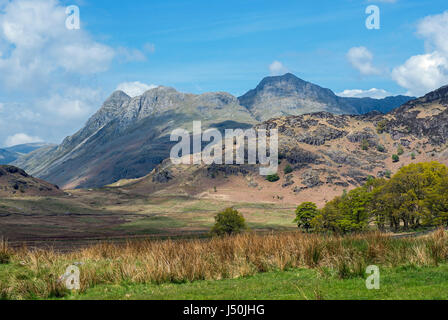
[0,143,54,165]
[13,73,414,189]
[115,84,448,206]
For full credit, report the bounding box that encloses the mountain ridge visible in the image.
[12,73,416,189]
[238,73,413,120]
[118,84,448,206]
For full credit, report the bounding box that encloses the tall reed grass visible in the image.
[1,230,447,299]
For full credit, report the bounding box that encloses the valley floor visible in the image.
[61,265,448,300]
[0,192,297,250]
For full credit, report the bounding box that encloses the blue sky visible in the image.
[0,0,447,146]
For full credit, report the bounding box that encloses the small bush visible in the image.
[211,208,247,236]
[266,174,280,182]
[284,164,293,175]
[361,139,369,151]
[0,252,10,264]
[377,144,385,153]
[392,154,400,163]
[397,146,404,156]
[376,120,388,134]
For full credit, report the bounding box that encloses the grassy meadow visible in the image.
[1,229,447,300]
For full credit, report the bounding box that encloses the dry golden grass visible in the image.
[1,230,447,299]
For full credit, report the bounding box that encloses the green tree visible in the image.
[294,202,319,232]
[425,178,448,227]
[392,154,400,163]
[337,187,372,233]
[382,162,448,230]
[211,208,247,236]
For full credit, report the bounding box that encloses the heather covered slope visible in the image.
[119,85,448,207]
[0,165,63,197]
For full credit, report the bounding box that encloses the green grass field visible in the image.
[2,231,447,300]
[61,264,448,300]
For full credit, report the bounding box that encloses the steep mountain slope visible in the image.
[0,165,63,197]
[238,73,413,120]
[118,85,448,206]
[13,74,413,189]
[14,87,256,189]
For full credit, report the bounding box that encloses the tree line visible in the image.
[295,162,448,234]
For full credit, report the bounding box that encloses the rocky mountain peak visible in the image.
[105,90,130,102]
[240,73,336,104]
[420,85,448,103]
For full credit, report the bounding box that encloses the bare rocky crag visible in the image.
[13,73,412,189]
[119,85,448,206]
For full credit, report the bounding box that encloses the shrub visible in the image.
[284,164,293,175]
[361,139,369,151]
[266,174,280,182]
[377,144,385,153]
[397,146,404,156]
[211,208,247,236]
[392,154,400,163]
[294,202,319,232]
[411,152,416,160]
[376,120,388,134]
[0,252,10,264]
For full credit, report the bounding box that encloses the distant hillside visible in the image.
[0,149,20,165]
[5,142,53,155]
[0,165,63,197]
[118,85,448,206]
[13,74,413,189]
[0,143,53,165]
[238,73,413,121]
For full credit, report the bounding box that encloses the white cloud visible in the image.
[116,81,158,97]
[392,11,448,96]
[5,133,43,147]
[337,88,392,99]
[269,60,288,76]
[347,46,380,75]
[0,0,153,144]
[392,52,448,96]
[44,86,102,118]
[116,47,147,63]
[0,0,115,89]
[418,11,448,55]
